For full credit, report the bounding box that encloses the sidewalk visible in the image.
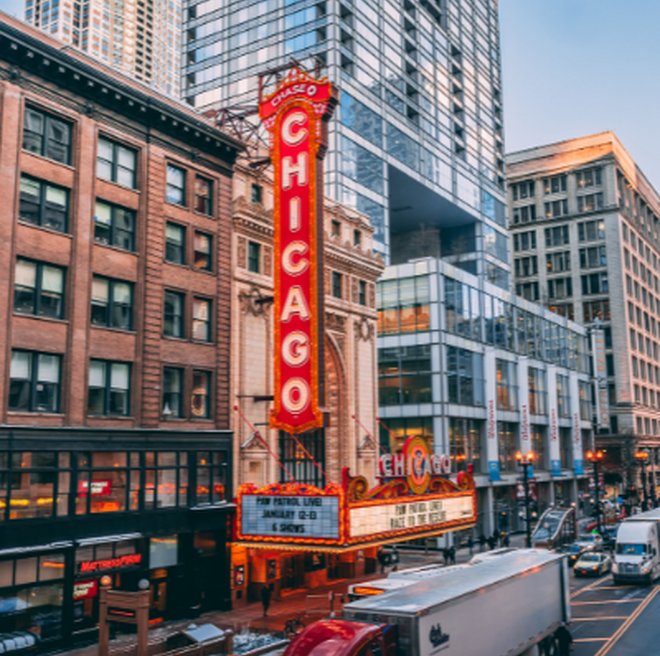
[62,538,526,656]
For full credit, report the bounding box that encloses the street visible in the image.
[570,570,660,656]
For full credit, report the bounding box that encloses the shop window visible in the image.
[23,106,71,164]
[192,298,211,342]
[97,137,137,188]
[531,427,546,469]
[377,276,430,335]
[91,276,133,331]
[88,360,131,416]
[191,370,211,418]
[94,200,135,251]
[162,367,183,418]
[165,223,186,264]
[449,418,482,473]
[196,451,226,504]
[76,452,128,514]
[19,175,69,233]
[498,422,517,473]
[195,176,212,215]
[166,164,186,205]
[194,232,212,270]
[145,452,179,509]
[14,258,65,319]
[9,350,61,414]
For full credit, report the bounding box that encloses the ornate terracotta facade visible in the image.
[231,162,384,496]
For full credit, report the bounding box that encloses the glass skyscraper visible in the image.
[183,0,510,285]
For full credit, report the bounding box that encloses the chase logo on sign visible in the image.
[429,624,450,649]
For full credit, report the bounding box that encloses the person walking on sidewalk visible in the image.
[478,533,486,552]
[449,545,456,565]
[467,536,474,556]
[261,584,272,618]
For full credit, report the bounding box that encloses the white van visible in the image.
[613,509,660,584]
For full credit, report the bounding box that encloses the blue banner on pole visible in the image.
[574,459,584,476]
[551,459,562,477]
[488,461,501,481]
[527,465,534,479]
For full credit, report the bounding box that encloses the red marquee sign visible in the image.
[259,68,337,434]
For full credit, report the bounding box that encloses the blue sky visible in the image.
[499,0,660,187]
[1,0,659,186]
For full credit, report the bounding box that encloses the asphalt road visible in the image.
[570,568,660,656]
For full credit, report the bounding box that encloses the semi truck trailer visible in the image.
[285,550,569,656]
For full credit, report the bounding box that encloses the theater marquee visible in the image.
[259,68,338,434]
[235,438,476,552]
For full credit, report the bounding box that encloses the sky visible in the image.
[499,0,660,188]
[1,0,659,186]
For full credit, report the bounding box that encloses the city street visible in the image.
[570,571,660,656]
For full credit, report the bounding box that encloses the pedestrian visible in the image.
[554,623,573,656]
[442,547,449,565]
[487,536,496,550]
[377,547,388,574]
[503,532,510,548]
[261,584,272,618]
[449,545,456,565]
[493,528,501,546]
[478,533,486,552]
[467,536,474,556]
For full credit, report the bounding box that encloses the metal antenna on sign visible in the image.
[288,432,334,486]
[233,405,296,483]
[352,415,389,455]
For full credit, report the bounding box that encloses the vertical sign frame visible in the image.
[259,68,338,434]
[591,328,610,431]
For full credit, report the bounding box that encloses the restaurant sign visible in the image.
[236,437,476,551]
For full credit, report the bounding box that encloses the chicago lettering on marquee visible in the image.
[259,67,337,434]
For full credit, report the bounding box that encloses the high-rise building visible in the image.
[184,0,510,284]
[507,132,660,496]
[24,0,181,96]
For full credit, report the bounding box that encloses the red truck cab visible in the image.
[284,620,397,656]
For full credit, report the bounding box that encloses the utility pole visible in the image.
[586,450,604,534]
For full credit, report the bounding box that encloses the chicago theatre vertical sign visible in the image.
[259,68,338,433]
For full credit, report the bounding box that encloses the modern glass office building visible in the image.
[183,0,510,282]
[377,257,594,537]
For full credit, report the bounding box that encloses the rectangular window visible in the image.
[248,241,261,273]
[166,164,186,205]
[331,219,340,237]
[549,303,574,321]
[516,282,539,301]
[23,106,71,165]
[19,175,69,232]
[576,167,602,188]
[579,246,607,269]
[544,199,569,218]
[97,137,137,188]
[579,380,592,421]
[194,176,212,215]
[165,223,185,264]
[449,418,482,474]
[192,297,211,341]
[91,276,133,330]
[528,367,547,415]
[359,280,367,306]
[447,346,484,407]
[378,345,432,406]
[577,193,604,213]
[377,277,430,335]
[583,300,611,322]
[162,367,183,418]
[353,229,362,247]
[94,201,135,251]
[557,374,571,417]
[14,258,65,319]
[581,273,609,295]
[546,251,571,273]
[164,291,184,338]
[548,277,572,300]
[9,350,61,413]
[531,426,547,469]
[88,360,131,416]
[544,225,569,247]
[543,174,567,194]
[512,204,536,224]
[498,422,517,473]
[496,359,517,411]
[194,232,212,271]
[511,180,535,201]
[578,219,605,242]
[191,370,210,419]
[513,230,537,252]
[513,256,537,278]
[251,184,263,204]
[332,271,343,299]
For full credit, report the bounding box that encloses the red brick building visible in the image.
[0,14,242,644]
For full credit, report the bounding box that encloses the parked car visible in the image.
[574,552,612,577]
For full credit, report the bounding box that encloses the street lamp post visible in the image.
[516,451,535,548]
[586,450,604,535]
[635,449,650,510]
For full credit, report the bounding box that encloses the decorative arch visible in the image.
[324,333,348,483]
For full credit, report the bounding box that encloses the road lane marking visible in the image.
[593,585,660,656]
[572,617,627,621]
[572,600,641,605]
[571,577,605,598]
[596,586,639,590]
[574,638,609,642]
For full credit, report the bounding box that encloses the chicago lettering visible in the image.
[379,453,451,477]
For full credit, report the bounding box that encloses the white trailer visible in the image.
[613,507,660,584]
[342,550,569,656]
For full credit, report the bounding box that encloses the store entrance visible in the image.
[280,555,305,590]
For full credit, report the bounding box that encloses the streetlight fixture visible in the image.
[516,451,535,548]
[635,449,650,510]
[586,450,604,535]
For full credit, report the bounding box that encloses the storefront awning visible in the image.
[77,533,142,547]
[0,541,73,557]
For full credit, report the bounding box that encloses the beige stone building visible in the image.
[231,162,384,496]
